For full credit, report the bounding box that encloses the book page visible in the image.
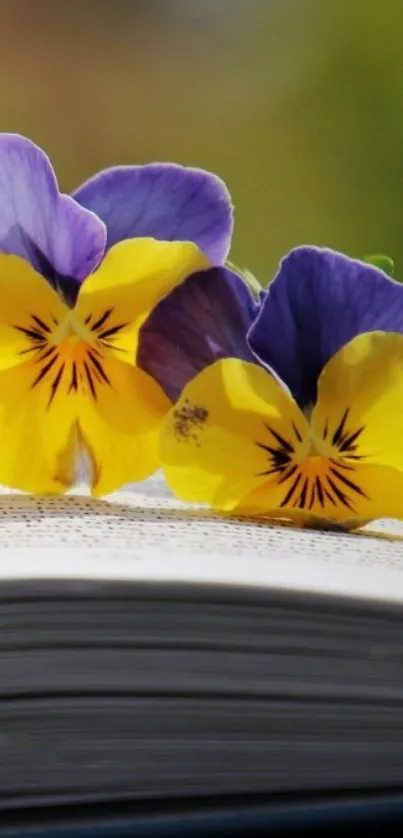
[0,474,403,605]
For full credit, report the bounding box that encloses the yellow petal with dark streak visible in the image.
[160,358,309,510]
[75,238,211,362]
[236,462,403,525]
[0,253,67,371]
[312,331,403,470]
[77,356,171,495]
[0,360,77,493]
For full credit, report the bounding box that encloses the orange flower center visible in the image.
[256,412,367,515]
[15,308,128,406]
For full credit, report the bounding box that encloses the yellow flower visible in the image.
[0,238,209,495]
[160,332,403,529]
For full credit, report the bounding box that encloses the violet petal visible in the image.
[74,162,233,264]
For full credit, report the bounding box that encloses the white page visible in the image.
[0,473,402,605]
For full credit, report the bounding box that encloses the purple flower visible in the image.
[159,248,403,528]
[0,133,233,306]
[138,245,403,406]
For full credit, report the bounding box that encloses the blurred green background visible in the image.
[3,0,402,281]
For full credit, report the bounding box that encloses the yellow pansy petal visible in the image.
[160,359,309,509]
[312,331,403,470]
[77,357,171,496]
[0,361,77,493]
[75,238,211,362]
[236,463,403,528]
[0,253,67,371]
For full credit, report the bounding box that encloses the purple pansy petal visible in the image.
[0,134,106,281]
[137,267,258,401]
[74,163,233,264]
[248,246,403,409]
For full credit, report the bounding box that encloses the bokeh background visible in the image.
[2,0,402,281]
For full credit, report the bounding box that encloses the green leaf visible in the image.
[226,260,262,296]
[364,253,395,277]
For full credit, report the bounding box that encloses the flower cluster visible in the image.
[2,133,403,531]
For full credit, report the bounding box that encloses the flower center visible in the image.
[51,313,95,347]
[256,409,367,515]
[15,307,128,407]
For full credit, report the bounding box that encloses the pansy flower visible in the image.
[0,134,232,494]
[157,247,403,528]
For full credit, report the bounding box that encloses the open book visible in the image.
[2,473,403,819]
